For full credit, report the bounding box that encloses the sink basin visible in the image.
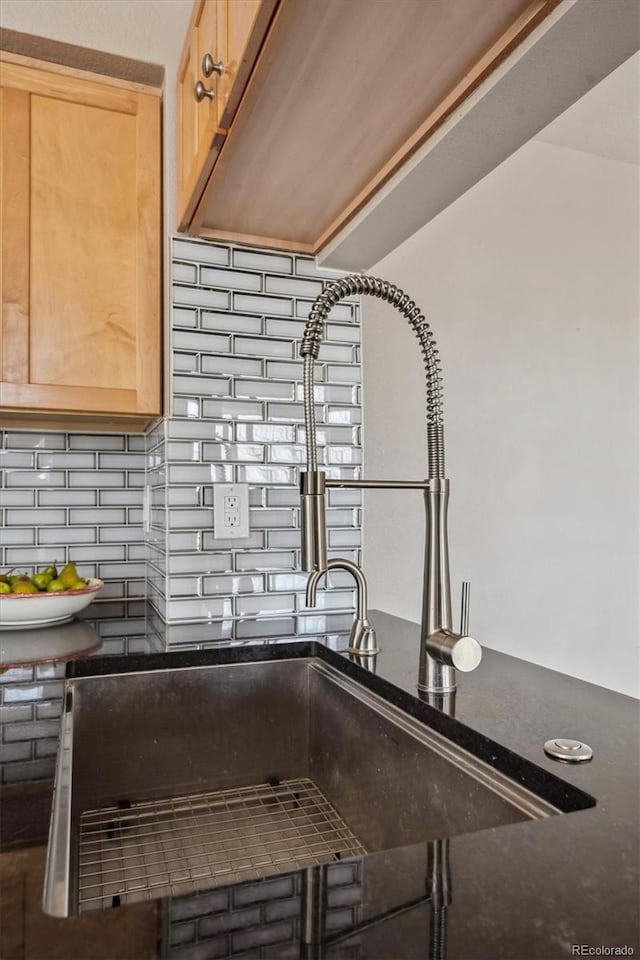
[44,650,593,917]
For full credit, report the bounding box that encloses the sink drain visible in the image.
[77,777,366,911]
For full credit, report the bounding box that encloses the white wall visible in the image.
[362,139,639,697]
[1,0,192,225]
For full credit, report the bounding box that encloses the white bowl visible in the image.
[0,579,104,630]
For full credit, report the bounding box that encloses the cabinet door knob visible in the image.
[194,81,215,102]
[202,54,224,78]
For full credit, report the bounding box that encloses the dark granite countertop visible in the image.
[1,602,638,960]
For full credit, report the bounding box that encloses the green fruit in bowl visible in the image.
[12,581,39,594]
[46,579,67,593]
[59,562,80,588]
[0,582,10,595]
[31,572,53,591]
[7,573,29,587]
[69,580,88,591]
[42,564,58,579]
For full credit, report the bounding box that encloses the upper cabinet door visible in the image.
[0,60,161,422]
[178,0,225,227]
[177,0,278,230]
[217,0,273,129]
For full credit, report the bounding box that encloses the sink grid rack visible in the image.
[77,777,366,911]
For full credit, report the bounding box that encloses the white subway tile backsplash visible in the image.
[173,375,231,398]
[68,471,125,488]
[0,490,36,506]
[143,240,361,632]
[250,509,295,529]
[233,249,293,273]
[236,465,294,485]
[0,451,38,468]
[266,360,315,382]
[167,597,233,621]
[295,383,353,404]
[326,446,362,465]
[169,508,213,529]
[5,470,65,487]
[173,284,229,310]
[267,403,322,423]
[167,441,201,462]
[267,530,302,549]
[174,352,198,373]
[201,266,262,292]
[98,490,142,506]
[203,530,264,551]
[173,397,201,417]
[172,262,198,283]
[265,488,299,507]
[173,238,229,265]
[6,432,66,449]
[73,544,126,562]
[266,275,323,298]
[202,399,263,421]
[202,574,264,596]
[172,306,198,328]
[233,293,293,317]
[39,526,96,545]
[168,553,233,575]
[235,423,295,444]
[326,364,361,383]
[234,379,294,400]
[202,311,262,335]
[328,528,361,548]
[201,355,262,378]
[168,530,201,552]
[69,434,126,451]
[68,507,126,525]
[168,419,233,441]
[169,464,234,484]
[6,508,66,526]
[264,318,306,339]
[317,342,356,363]
[202,442,264,462]
[236,593,295,616]
[326,322,360,343]
[1,528,36,546]
[99,453,145,469]
[235,336,293,359]
[267,572,308,591]
[235,551,295,572]
[267,445,307,464]
[326,405,361,424]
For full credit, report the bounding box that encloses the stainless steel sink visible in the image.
[44,656,568,917]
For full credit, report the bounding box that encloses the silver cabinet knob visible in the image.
[194,81,215,102]
[202,54,224,78]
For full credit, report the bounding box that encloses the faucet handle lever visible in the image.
[460,581,470,636]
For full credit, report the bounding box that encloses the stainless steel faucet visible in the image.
[306,558,378,656]
[299,274,481,693]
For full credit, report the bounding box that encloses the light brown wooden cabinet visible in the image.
[177,0,564,256]
[177,0,278,230]
[0,58,162,432]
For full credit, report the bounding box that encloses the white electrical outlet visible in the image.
[213,483,249,539]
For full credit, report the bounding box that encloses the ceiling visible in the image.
[535,50,639,166]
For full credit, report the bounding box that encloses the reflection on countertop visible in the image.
[0,602,638,959]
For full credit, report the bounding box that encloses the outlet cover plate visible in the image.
[213,483,249,539]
